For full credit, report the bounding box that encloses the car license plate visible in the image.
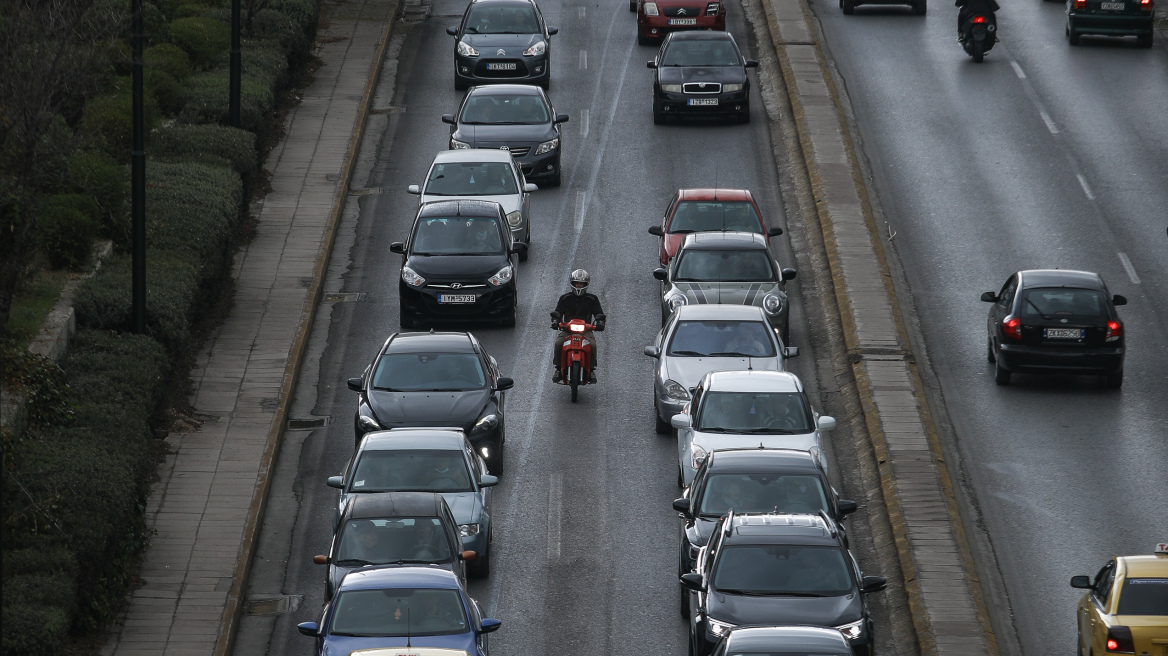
[1044,328,1083,339]
[438,294,476,304]
[669,18,698,24]
[688,98,718,106]
[487,62,517,70]
[1100,2,1124,8]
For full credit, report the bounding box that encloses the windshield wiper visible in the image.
[669,350,710,357]
[707,351,759,357]
[671,229,697,234]
[737,427,805,434]
[334,559,376,566]
[425,388,474,392]
[371,385,400,391]
[1025,298,1052,320]
[696,427,736,433]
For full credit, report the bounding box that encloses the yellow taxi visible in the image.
[1072,543,1168,656]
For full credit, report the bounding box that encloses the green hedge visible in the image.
[150,123,257,175]
[179,42,287,138]
[36,194,100,271]
[66,150,127,240]
[78,89,161,162]
[169,16,230,69]
[145,42,193,80]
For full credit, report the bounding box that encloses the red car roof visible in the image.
[676,188,753,202]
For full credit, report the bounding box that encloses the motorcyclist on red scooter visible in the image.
[550,269,606,384]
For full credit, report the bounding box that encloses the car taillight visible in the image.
[1105,320,1123,342]
[1073,0,1086,8]
[1106,626,1135,653]
[1002,316,1023,341]
[1139,0,1151,9]
[973,14,985,22]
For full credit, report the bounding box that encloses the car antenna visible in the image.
[747,355,752,370]
[407,608,412,649]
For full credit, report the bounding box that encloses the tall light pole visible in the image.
[230,0,241,127]
[131,0,146,333]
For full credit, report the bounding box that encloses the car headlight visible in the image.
[666,294,688,311]
[690,445,708,469]
[762,293,784,314]
[534,137,559,155]
[660,84,683,93]
[401,266,425,287]
[522,40,546,56]
[722,83,743,93]
[644,1,659,14]
[506,210,523,227]
[456,40,479,57]
[450,138,471,150]
[707,618,733,637]
[662,379,691,401]
[836,619,864,641]
[472,414,499,434]
[358,414,381,433]
[459,523,481,537]
[488,265,513,286]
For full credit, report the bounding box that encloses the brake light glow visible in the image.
[1105,320,1123,342]
[1106,626,1135,653]
[1074,0,1086,8]
[1002,316,1023,341]
[1139,0,1151,9]
[973,15,986,22]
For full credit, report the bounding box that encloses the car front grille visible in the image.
[505,146,531,157]
[663,5,702,16]
[427,283,488,290]
[683,82,722,94]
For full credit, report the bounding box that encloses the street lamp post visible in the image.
[131,0,146,334]
[230,0,241,127]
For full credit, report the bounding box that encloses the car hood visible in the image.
[671,282,783,306]
[328,562,457,599]
[404,255,511,281]
[323,631,476,655]
[664,355,783,388]
[439,491,482,525]
[657,66,746,86]
[460,32,543,54]
[420,192,521,215]
[367,389,489,427]
[691,430,818,456]
[453,123,556,148]
[708,589,861,627]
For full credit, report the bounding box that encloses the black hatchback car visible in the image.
[681,512,886,656]
[444,84,568,186]
[673,448,857,579]
[981,269,1126,388]
[392,200,525,328]
[647,31,757,125]
[1066,0,1154,48]
[448,0,558,90]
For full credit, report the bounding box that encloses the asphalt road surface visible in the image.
[231,1,899,655]
[807,1,1168,655]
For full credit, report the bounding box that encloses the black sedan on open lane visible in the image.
[648,31,757,125]
[392,200,526,328]
[981,269,1126,388]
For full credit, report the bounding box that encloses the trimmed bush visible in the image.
[36,194,99,270]
[146,67,186,115]
[67,150,127,239]
[2,544,78,578]
[78,90,161,161]
[249,9,310,60]
[145,160,243,274]
[270,0,320,35]
[150,124,257,175]
[1,604,70,656]
[4,573,77,609]
[180,42,287,138]
[145,42,192,80]
[143,1,169,44]
[169,16,230,69]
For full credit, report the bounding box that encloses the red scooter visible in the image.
[554,319,598,402]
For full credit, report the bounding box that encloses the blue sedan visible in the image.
[297,566,501,656]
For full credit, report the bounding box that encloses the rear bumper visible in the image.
[639,14,725,38]
[997,343,1124,375]
[1068,12,1153,35]
[655,89,749,117]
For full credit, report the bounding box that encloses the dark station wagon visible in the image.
[1066,0,1155,47]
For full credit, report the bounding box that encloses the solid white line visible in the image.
[547,472,562,558]
[578,5,586,18]
[575,190,586,232]
[1076,174,1095,200]
[1010,61,1026,79]
[1039,110,1059,134]
[1118,253,1141,284]
[579,50,587,69]
[580,108,589,138]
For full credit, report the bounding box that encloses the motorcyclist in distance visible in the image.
[955,0,999,40]
[550,269,606,384]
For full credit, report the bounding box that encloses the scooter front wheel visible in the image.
[570,363,581,402]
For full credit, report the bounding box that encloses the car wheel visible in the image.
[994,359,1011,385]
[1068,26,1081,45]
[1103,371,1123,389]
[738,108,751,124]
[486,440,504,475]
[782,322,790,347]
[653,103,666,125]
[501,309,516,328]
[654,393,672,434]
[913,0,927,14]
[680,584,690,619]
[1137,32,1153,48]
[519,239,529,262]
[677,463,685,488]
[688,633,696,656]
[470,543,491,578]
[631,0,637,10]
[987,337,995,363]
[455,76,468,91]
[400,313,415,330]
[842,0,856,14]
[639,33,655,46]
[547,171,562,187]
[541,76,550,90]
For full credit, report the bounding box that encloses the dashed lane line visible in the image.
[1039,108,1059,134]
[1118,253,1141,284]
[580,108,589,138]
[579,49,588,69]
[1076,173,1095,200]
[1010,60,1026,78]
[547,472,562,558]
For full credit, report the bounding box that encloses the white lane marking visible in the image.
[578,5,586,17]
[1118,253,1141,284]
[579,50,588,70]
[547,472,562,558]
[1010,61,1026,78]
[1076,173,1095,200]
[1039,109,1059,134]
[580,108,589,138]
[575,191,586,232]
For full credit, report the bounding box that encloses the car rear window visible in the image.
[698,473,827,517]
[331,588,468,636]
[1116,578,1168,616]
[1020,288,1107,318]
[464,4,540,33]
[336,517,453,566]
[460,93,549,124]
[352,450,474,493]
[667,320,776,358]
[696,392,813,434]
[412,216,505,255]
[713,545,852,595]
[373,352,486,391]
[675,249,775,282]
[670,201,762,234]
[661,39,740,66]
[425,162,518,197]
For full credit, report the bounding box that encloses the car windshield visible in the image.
[713,545,853,596]
[463,4,540,33]
[351,450,475,493]
[425,162,518,197]
[698,474,829,517]
[335,517,453,566]
[373,353,486,391]
[674,249,775,282]
[668,320,776,358]
[670,201,762,234]
[1020,287,1106,318]
[330,588,469,637]
[1116,578,1168,615]
[411,216,505,255]
[696,392,813,434]
[461,93,550,124]
[661,39,741,66]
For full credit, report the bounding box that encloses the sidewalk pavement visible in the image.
[100,0,399,654]
[759,0,999,654]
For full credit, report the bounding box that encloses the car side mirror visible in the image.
[326,475,344,489]
[817,415,836,431]
[407,184,420,195]
[838,499,858,516]
[653,267,668,281]
[446,26,459,36]
[555,113,569,123]
[784,346,800,359]
[390,242,406,254]
[510,243,528,255]
[460,550,477,561]
[680,572,705,591]
[745,59,759,68]
[672,497,691,515]
[313,554,329,565]
[647,59,658,69]
[297,622,320,636]
[1112,294,1127,306]
[781,268,797,281]
[479,474,499,488]
[861,576,888,593]
[524,183,539,192]
[648,225,664,236]
[1070,575,1093,589]
[980,292,998,303]
[767,226,783,237]
[347,377,362,392]
[671,414,692,429]
[546,26,559,35]
[495,377,515,391]
[441,114,455,125]
[643,345,660,358]
[479,618,503,634]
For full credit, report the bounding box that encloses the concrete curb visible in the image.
[211,7,401,656]
[756,0,1001,654]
